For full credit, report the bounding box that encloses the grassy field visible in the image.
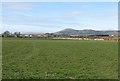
[2,38,118,79]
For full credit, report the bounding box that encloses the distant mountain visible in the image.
[54,28,119,36]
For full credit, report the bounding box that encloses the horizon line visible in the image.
[1,28,119,34]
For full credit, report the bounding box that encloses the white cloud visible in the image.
[2,2,33,11]
[80,5,92,8]
[65,11,83,15]
[12,5,32,10]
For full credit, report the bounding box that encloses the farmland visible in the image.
[2,38,118,79]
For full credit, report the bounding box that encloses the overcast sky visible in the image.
[1,2,118,33]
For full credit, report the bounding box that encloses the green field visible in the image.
[2,38,118,79]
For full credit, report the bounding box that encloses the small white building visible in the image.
[94,38,104,41]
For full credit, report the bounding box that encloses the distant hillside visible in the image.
[54,28,119,36]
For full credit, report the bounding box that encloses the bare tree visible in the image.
[14,32,20,37]
[3,31,10,37]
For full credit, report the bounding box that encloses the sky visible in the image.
[1,0,119,2]
[1,2,118,33]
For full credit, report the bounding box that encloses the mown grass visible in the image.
[2,38,118,79]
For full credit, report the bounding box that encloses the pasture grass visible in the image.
[2,38,118,79]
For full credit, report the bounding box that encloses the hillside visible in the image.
[55,28,118,36]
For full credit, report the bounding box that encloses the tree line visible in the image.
[1,31,20,37]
